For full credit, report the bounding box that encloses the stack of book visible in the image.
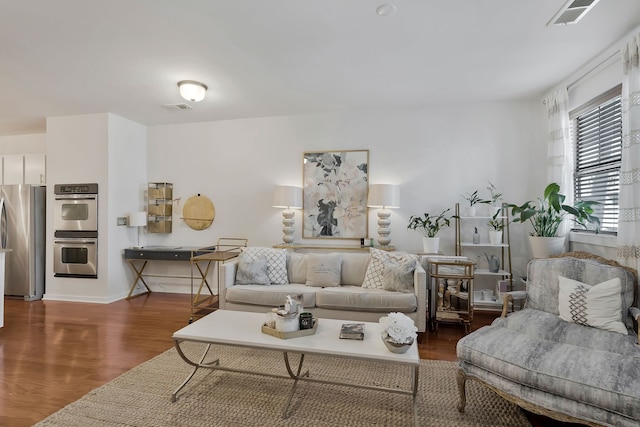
[339,323,365,340]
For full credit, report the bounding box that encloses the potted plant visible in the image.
[461,190,489,216]
[509,182,600,258]
[487,210,507,245]
[407,208,452,253]
[486,181,503,215]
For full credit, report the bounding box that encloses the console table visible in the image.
[123,246,215,300]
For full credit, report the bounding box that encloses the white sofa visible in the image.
[219,249,428,332]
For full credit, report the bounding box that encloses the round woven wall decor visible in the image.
[182,194,215,230]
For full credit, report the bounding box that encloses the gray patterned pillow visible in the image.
[242,247,289,284]
[382,260,416,293]
[235,252,270,285]
[362,248,418,289]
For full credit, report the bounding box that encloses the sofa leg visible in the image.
[456,369,467,413]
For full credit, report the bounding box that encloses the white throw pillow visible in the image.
[558,276,628,335]
[235,252,270,286]
[241,247,289,284]
[306,253,342,287]
[362,248,418,290]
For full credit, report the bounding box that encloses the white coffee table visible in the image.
[171,310,420,423]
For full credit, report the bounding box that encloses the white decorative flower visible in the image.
[379,312,417,344]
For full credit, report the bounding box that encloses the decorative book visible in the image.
[339,323,365,340]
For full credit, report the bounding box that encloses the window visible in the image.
[570,84,622,233]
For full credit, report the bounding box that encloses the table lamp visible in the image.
[128,212,147,249]
[367,184,400,247]
[272,186,303,244]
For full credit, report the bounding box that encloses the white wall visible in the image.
[0,133,46,153]
[143,101,545,289]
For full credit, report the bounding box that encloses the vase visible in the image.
[467,206,477,216]
[489,230,502,245]
[422,237,440,253]
[382,334,414,354]
[529,236,566,259]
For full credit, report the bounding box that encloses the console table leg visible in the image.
[126,260,152,299]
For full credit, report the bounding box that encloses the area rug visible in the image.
[36,342,530,427]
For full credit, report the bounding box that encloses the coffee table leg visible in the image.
[282,352,309,418]
[171,342,219,402]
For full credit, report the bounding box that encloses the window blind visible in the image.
[573,92,622,233]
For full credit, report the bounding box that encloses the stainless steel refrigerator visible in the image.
[1,184,45,300]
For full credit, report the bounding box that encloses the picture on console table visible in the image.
[303,150,369,239]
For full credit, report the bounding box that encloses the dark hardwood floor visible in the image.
[0,294,578,426]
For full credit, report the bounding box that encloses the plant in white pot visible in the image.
[461,190,489,216]
[509,182,600,258]
[379,312,418,354]
[486,181,503,215]
[487,210,508,245]
[407,208,452,253]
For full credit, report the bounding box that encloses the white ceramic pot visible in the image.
[467,206,477,216]
[489,230,503,245]
[529,236,566,259]
[382,334,414,354]
[422,237,440,253]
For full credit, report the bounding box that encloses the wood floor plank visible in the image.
[0,293,567,426]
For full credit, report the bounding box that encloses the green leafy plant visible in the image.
[488,210,508,231]
[509,182,600,237]
[407,209,452,238]
[486,181,503,205]
[461,190,489,207]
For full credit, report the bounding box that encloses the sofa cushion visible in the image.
[306,253,342,287]
[225,284,316,308]
[315,286,417,313]
[456,324,640,421]
[382,260,416,293]
[362,248,418,290]
[340,253,371,286]
[242,247,288,284]
[235,252,270,286]
[558,276,627,335]
[287,251,307,284]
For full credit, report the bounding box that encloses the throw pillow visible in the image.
[362,247,418,290]
[382,260,416,293]
[287,251,308,284]
[306,253,342,287]
[235,252,270,286]
[557,276,627,335]
[241,247,289,284]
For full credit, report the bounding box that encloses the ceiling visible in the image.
[1,1,639,137]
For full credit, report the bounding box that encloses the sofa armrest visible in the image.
[413,262,427,333]
[631,306,640,344]
[218,259,239,310]
[500,291,528,318]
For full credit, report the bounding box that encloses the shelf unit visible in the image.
[454,202,513,311]
[148,182,173,233]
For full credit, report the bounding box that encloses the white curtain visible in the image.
[544,87,573,236]
[617,33,640,271]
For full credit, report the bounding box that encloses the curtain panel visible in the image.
[617,33,640,271]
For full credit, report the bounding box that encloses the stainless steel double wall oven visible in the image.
[53,183,98,278]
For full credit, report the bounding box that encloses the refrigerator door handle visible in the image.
[0,197,6,249]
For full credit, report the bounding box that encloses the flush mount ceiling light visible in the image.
[376,3,397,16]
[547,0,600,26]
[177,80,208,102]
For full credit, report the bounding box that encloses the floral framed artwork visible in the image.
[303,150,369,239]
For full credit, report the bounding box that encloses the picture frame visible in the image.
[303,150,369,239]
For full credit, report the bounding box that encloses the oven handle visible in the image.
[54,240,96,245]
[55,196,97,201]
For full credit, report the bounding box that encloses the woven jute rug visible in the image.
[36,342,530,427]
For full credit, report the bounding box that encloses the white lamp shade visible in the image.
[272,186,303,209]
[178,80,208,102]
[367,184,400,208]
[128,212,147,227]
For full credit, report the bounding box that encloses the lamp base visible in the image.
[377,209,392,246]
[282,209,295,244]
